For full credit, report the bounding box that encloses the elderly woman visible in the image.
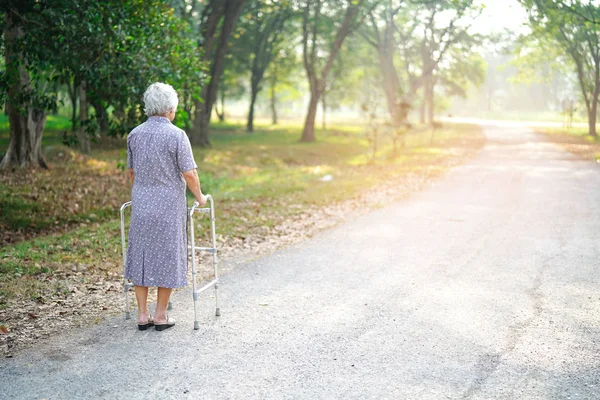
[126,82,207,331]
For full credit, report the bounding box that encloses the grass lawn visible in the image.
[0,118,483,308]
[537,126,600,140]
[0,114,72,152]
[535,126,600,162]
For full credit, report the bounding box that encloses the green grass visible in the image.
[1,220,121,275]
[0,114,71,151]
[0,113,72,132]
[0,219,123,305]
[535,126,600,162]
[537,126,600,142]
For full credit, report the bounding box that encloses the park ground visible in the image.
[0,117,487,356]
[1,116,599,357]
[3,121,600,398]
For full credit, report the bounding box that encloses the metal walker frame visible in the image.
[119,195,220,330]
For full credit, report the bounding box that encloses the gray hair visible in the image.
[143,82,179,116]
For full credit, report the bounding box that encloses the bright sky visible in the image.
[472,0,529,34]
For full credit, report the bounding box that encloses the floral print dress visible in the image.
[125,116,197,288]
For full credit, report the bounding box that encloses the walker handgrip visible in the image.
[189,195,214,216]
[120,201,132,212]
[190,196,213,210]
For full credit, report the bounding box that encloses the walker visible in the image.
[119,195,220,330]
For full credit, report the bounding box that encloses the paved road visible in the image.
[3,124,600,399]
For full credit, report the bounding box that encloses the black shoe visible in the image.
[137,317,154,331]
[154,316,175,331]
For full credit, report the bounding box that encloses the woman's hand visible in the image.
[197,194,208,207]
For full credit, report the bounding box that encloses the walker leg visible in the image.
[120,203,132,321]
[210,200,220,317]
[193,291,200,330]
[214,278,220,317]
[190,210,200,330]
[167,301,173,311]
[124,282,133,320]
[124,284,131,320]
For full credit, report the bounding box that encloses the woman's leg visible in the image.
[155,287,173,323]
[135,286,151,323]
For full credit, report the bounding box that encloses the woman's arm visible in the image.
[182,169,207,206]
[128,168,134,184]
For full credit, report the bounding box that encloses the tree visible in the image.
[396,0,483,124]
[422,37,485,123]
[361,0,406,126]
[232,1,294,132]
[519,0,600,137]
[436,50,486,109]
[300,0,377,142]
[320,34,376,128]
[264,47,303,125]
[509,32,576,113]
[189,0,247,147]
[0,0,205,168]
[0,3,54,168]
[214,67,246,123]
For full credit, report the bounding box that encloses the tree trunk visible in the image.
[91,99,109,135]
[301,90,320,142]
[190,0,246,146]
[376,23,402,125]
[214,89,225,122]
[419,98,426,125]
[219,90,225,122]
[589,91,598,137]
[68,80,78,132]
[588,109,597,137]
[322,92,326,130]
[247,81,259,133]
[300,91,320,142]
[0,14,48,169]
[270,77,278,125]
[379,51,400,124]
[78,83,91,154]
[301,1,361,142]
[427,80,435,125]
[591,63,600,138]
[0,105,47,169]
[191,99,212,147]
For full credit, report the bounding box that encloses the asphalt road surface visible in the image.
[3,123,600,399]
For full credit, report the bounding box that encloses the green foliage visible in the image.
[360,0,485,123]
[439,52,487,98]
[509,33,571,85]
[517,0,600,134]
[263,47,304,104]
[519,1,599,94]
[0,0,206,139]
